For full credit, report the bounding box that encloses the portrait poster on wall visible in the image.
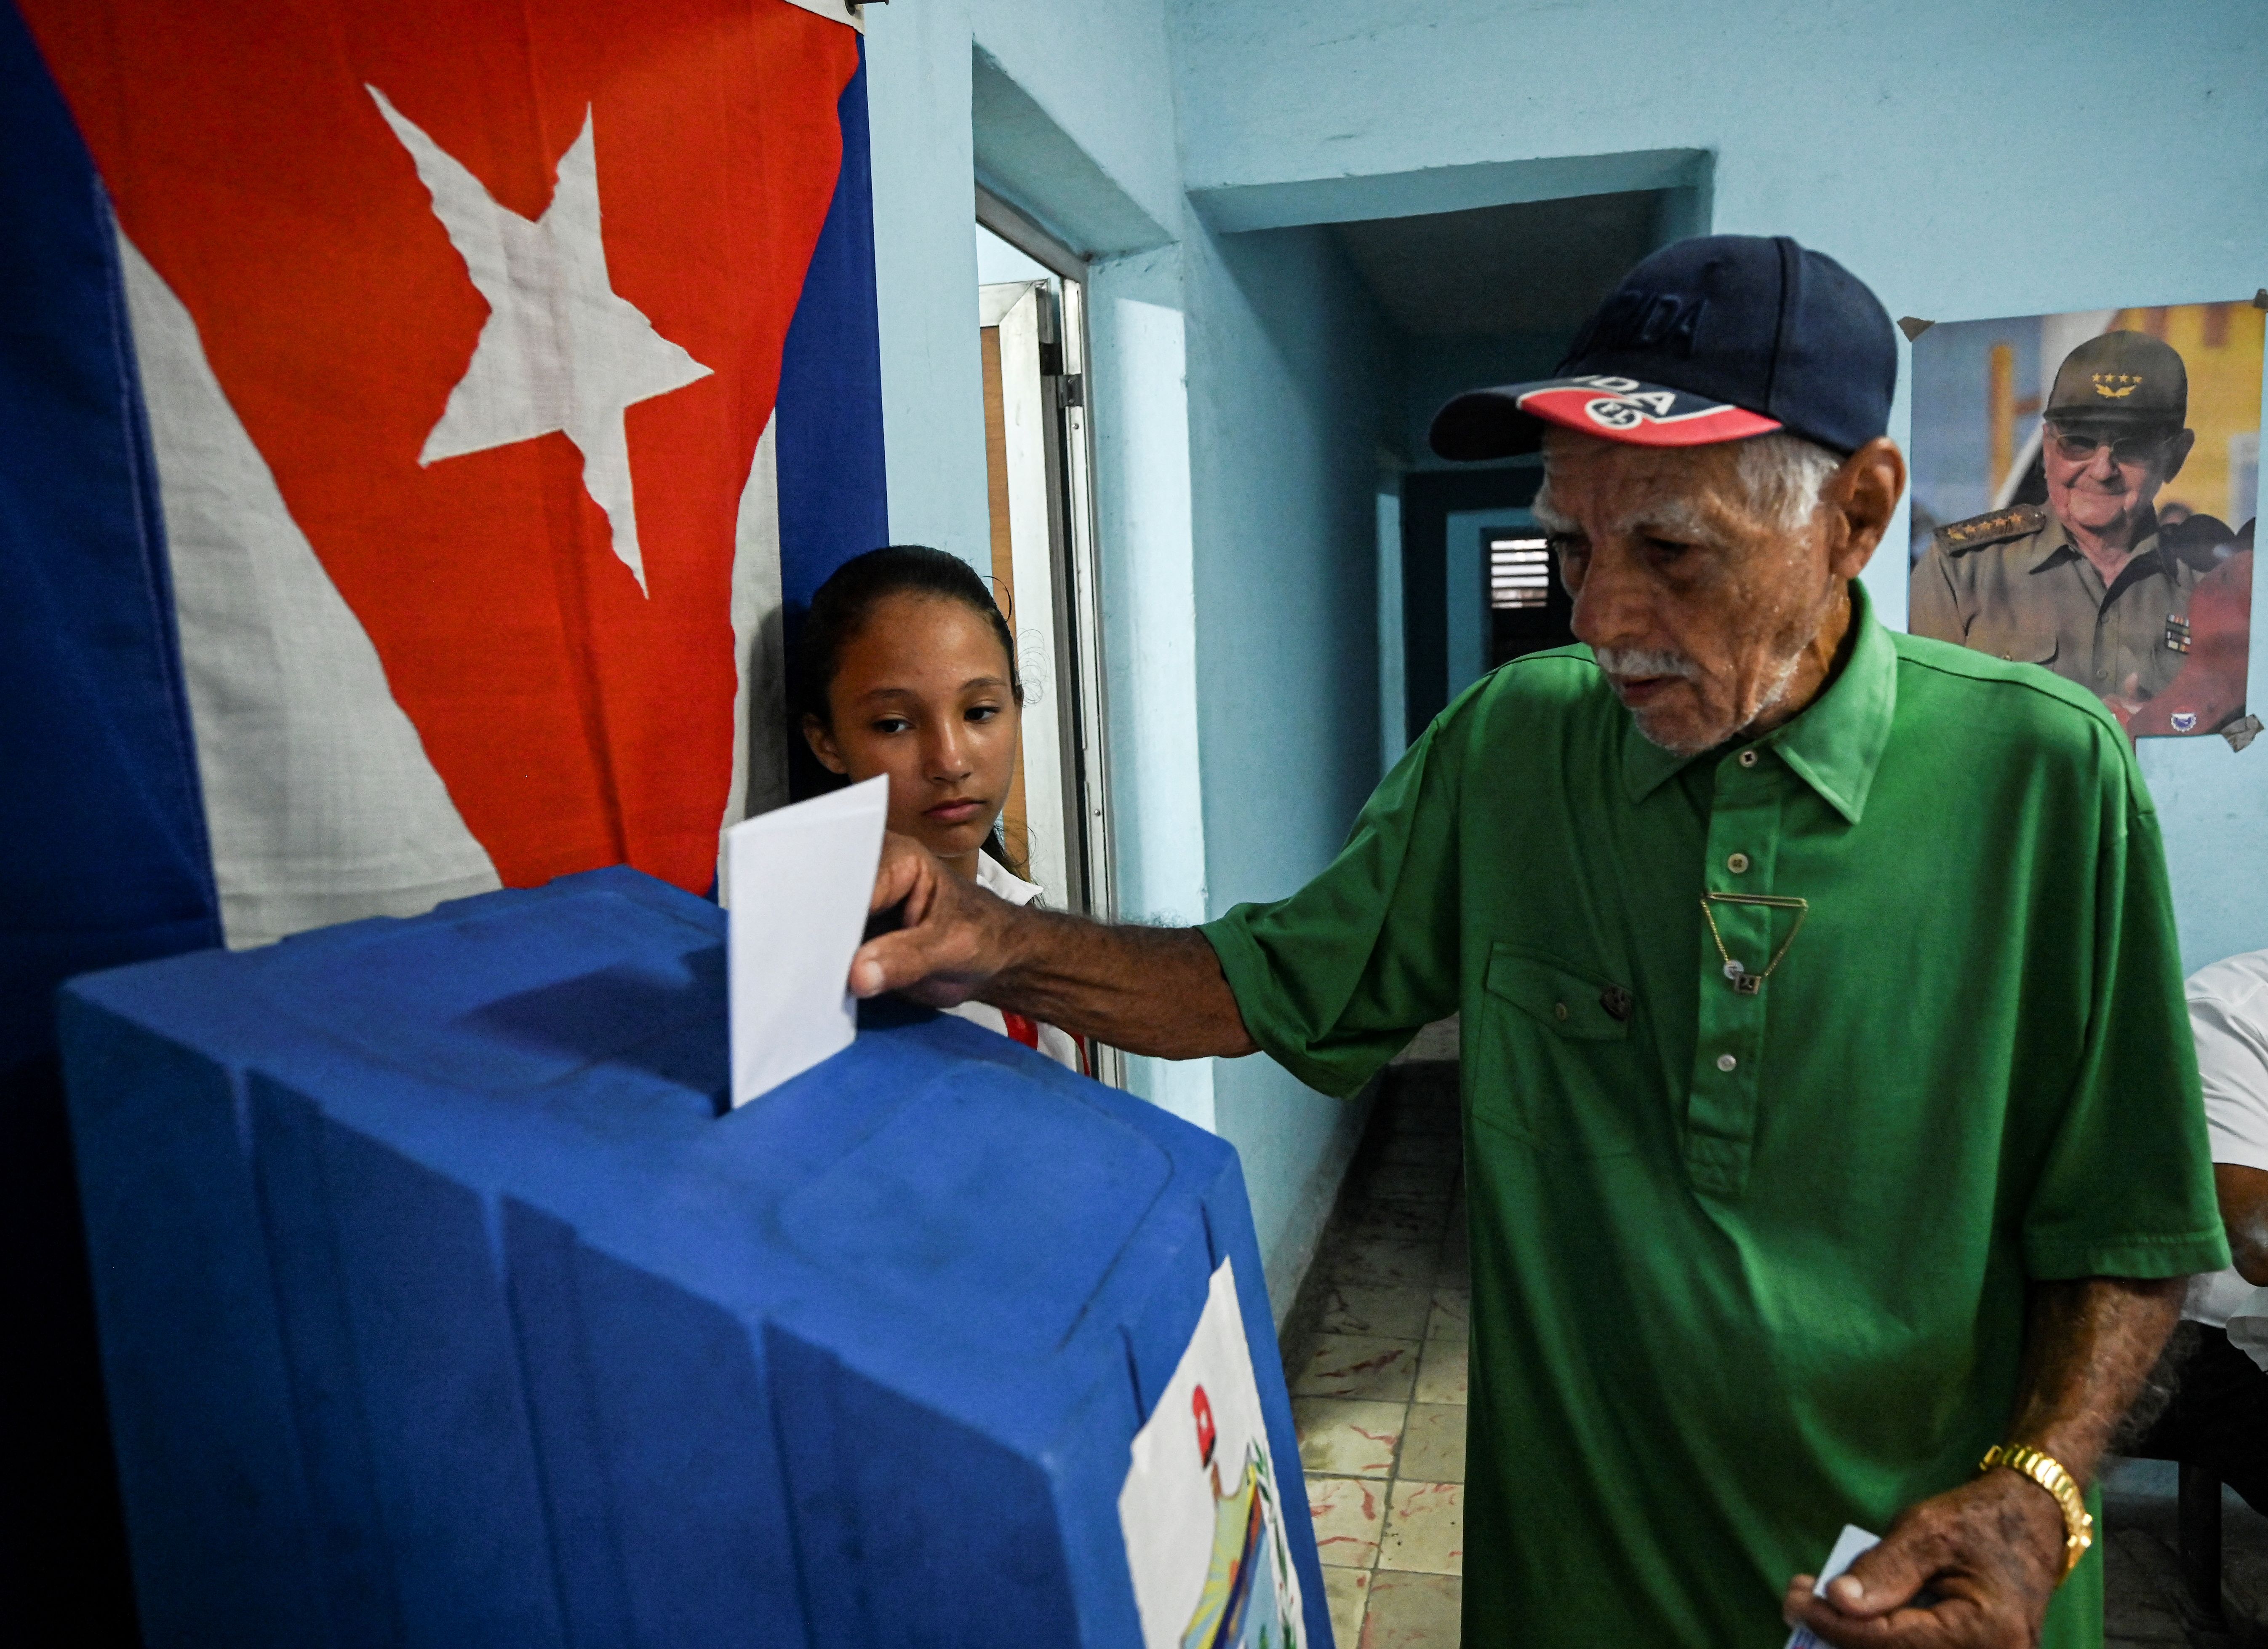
[1118,1260,1308,1649]
[1908,302,2260,737]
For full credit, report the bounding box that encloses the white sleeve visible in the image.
[2192,991,2268,1171]
[1038,1021,1085,1073]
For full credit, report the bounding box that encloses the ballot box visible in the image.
[58,867,1329,1649]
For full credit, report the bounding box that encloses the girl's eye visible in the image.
[871,716,912,735]
[966,703,999,723]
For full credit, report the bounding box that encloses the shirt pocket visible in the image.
[1472,943,1646,1158]
[1963,613,2058,668]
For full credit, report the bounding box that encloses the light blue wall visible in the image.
[1183,219,1398,1304]
[1086,245,1220,1134]
[864,0,989,564]
[863,0,1181,561]
[966,0,1180,245]
[975,223,1050,285]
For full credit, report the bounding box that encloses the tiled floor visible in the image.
[1282,1051,1465,1649]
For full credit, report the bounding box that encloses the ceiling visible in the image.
[1329,189,1664,340]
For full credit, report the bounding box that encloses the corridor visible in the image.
[1282,1026,1466,1648]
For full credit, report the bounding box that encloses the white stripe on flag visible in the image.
[717,412,787,901]
[775,0,862,30]
[119,233,502,947]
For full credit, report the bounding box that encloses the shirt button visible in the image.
[1737,750,1759,768]
[2096,669,2108,681]
[1716,1053,1737,1072]
[1726,852,1750,874]
[1554,1001,1569,1021]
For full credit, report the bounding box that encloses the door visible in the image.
[978,277,1112,926]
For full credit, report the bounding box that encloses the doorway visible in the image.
[1329,186,1689,741]
[973,194,1118,1072]
[1398,466,1542,736]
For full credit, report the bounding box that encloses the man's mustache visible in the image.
[1593,647,1701,680]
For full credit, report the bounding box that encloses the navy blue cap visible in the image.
[1428,235,1898,460]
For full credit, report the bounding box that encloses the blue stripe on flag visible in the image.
[3,5,222,1636]
[777,40,889,800]
[0,4,221,1064]
[776,40,889,615]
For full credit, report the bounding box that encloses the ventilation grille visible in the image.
[1488,536,1552,610]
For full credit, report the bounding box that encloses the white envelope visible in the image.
[721,775,889,1107]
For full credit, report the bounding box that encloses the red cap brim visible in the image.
[1514,382,1782,447]
[1429,376,1782,460]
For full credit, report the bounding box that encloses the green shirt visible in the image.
[1202,585,2225,1649]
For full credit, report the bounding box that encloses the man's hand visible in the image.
[843,832,1259,1060]
[1780,1471,2063,1647]
[849,833,1018,1008]
[1782,1273,2181,1648]
[2215,1163,2268,1286]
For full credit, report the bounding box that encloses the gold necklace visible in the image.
[1699,892,1809,995]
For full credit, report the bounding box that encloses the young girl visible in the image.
[798,545,1083,1071]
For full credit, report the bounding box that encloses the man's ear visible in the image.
[802,714,849,775]
[2163,428,2196,486]
[1828,437,1906,581]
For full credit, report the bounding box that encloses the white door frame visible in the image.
[981,280,1076,911]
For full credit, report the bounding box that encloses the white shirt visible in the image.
[2180,950,2268,1360]
[945,855,1083,1072]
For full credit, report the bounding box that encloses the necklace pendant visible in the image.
[1721,960,1746,983]
[1734,973,1763,996]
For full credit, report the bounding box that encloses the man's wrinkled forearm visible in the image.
[977,908,1258,1060]
[2006,1274,2184,1485]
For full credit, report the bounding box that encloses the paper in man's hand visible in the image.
[1786,1524,1881,1649]
[722,775,889,1107]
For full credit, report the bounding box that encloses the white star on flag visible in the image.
[369,86,711,594]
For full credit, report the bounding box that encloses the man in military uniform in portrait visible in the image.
[1912,330,2241,724]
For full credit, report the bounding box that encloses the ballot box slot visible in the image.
[270,891,728,1096]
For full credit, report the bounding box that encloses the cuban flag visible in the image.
[0,1,885,1632]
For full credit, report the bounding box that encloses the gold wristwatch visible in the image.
[1979,1444,2094,1581]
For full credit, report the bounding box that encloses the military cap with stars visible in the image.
[2044,329,2188,430]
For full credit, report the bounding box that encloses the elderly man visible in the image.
[1910,330,2235,722]
[850,236,2224,1648]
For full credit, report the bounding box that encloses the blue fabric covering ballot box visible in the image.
[56,866,1330,1649]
